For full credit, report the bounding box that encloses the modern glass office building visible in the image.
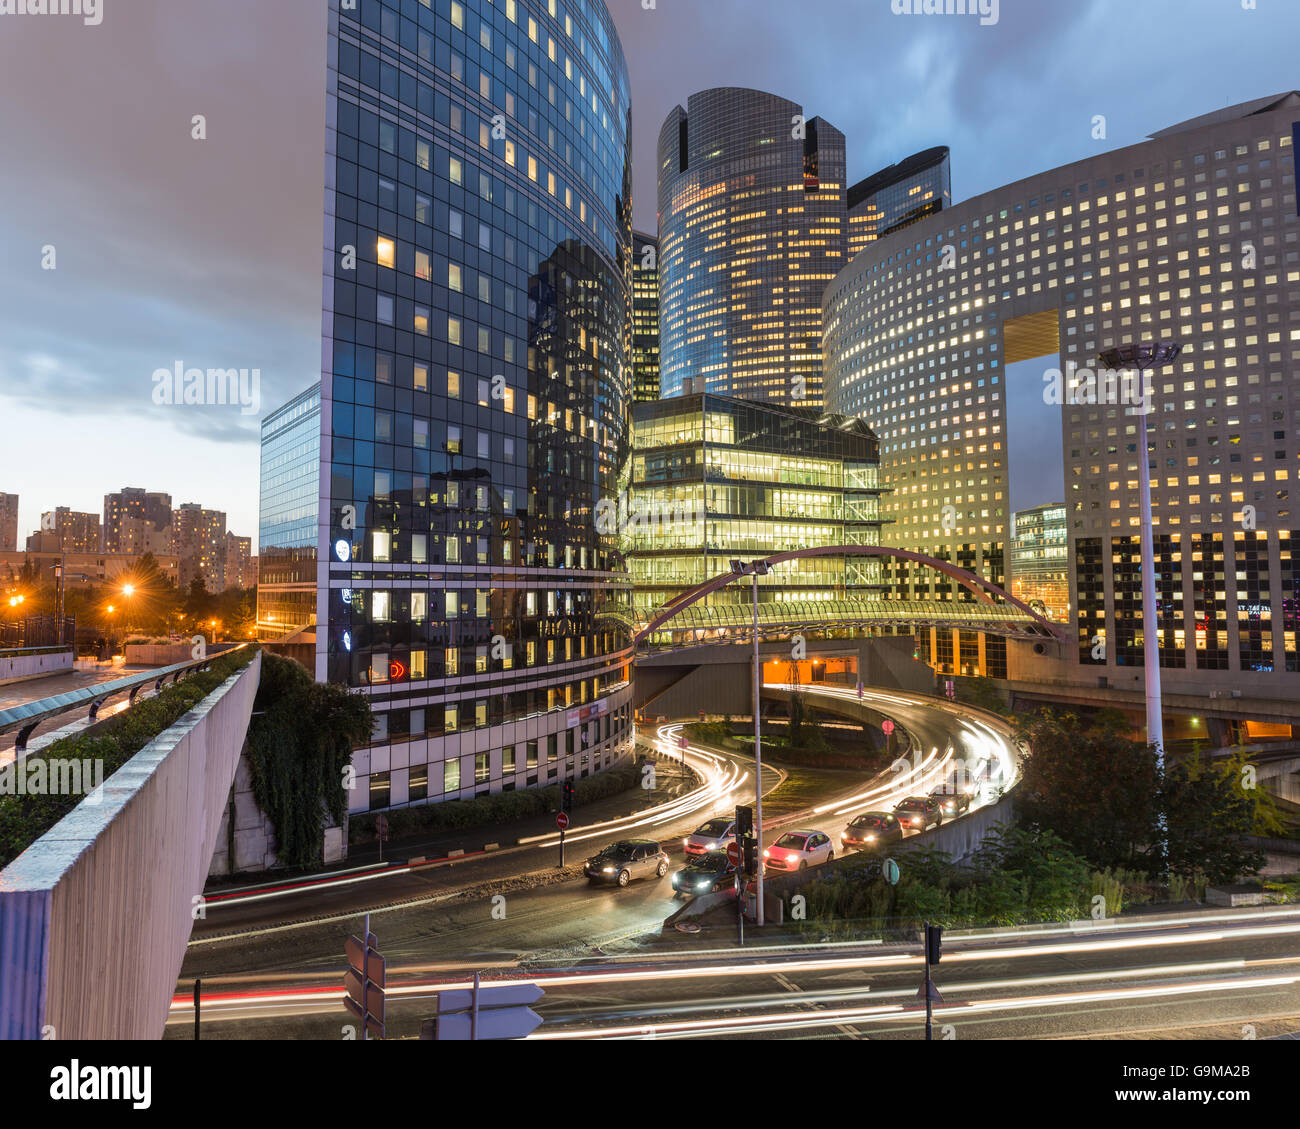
[657,88,847,408]
[321,0,635,813]
[627,394,884,641]
[824,92,1300,697]
[257,383,321,642]
[1008,502,1069,622]
[847,146,951,259]
[632,230,661,403]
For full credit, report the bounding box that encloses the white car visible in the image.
[683,816,737,858]
[763,829,835,874]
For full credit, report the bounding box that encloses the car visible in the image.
[894,796,944,832]
[671,850,738,897]
[840,811,905,852]
[682,816,737,858]
[763,829,835,874]
[584,839,670,887]
[930,775,976,818]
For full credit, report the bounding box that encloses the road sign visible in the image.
[882,858,900,886]
[856,680,864,700]
[435,1008,542,1041]
[436,983,543,1013]
[555,811,570,831]
[677,735,688,750]
[726,841,741,866]
[344,923,385,1040]
[882,719,895,736]
[432,978,546,1040]
[376,814,389,840]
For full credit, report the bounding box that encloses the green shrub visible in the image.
[0,647,257,870]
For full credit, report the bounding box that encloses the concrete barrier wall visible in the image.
[0,652,260,1040]
[124,643,237,666]
[0,648,73,686]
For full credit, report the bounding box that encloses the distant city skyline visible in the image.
[1,0,1297,548]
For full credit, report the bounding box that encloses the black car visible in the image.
[893,796,944,831]
[584,839,670,887]
[840,811,905,852]
[930,782,973,818]
[671,850,738,897]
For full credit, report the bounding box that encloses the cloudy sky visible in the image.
[1,0,1296,548]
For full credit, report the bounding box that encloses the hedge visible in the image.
[0,647,258,870]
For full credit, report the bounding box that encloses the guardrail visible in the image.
[0,643,251,753]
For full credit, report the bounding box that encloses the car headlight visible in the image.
[682,838,689,846]
[866,834,877,842]
[786,853,799,863]
[705,841,716,850]
[602,866,615,873]
[762,848,770,858]
[696,880,711,890]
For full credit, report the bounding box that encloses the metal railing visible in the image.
[0,616,75,651]
[0,644,251,754]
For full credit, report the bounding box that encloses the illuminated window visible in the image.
[376,237,395,270]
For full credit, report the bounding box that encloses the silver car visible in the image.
[584,839,671,887]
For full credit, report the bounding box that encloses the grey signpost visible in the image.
[428,978,544,1040]
[344,914,386,1040]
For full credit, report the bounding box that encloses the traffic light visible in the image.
[734,805,753,838]
[562,782,575,813]
[742,836,759,876]
[925,923,942,966]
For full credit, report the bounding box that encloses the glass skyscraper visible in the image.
[320,0,635,813]
[632,230,660,403]
[257,383,321,642]
[657,88,847,409]
[847,146,951,259]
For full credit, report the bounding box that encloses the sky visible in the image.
[1,0,1298,548]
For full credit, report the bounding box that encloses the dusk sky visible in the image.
[2,0,1297,548]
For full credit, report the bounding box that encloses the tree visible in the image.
[1017,709,1266,884]
[1016,710,1159,871]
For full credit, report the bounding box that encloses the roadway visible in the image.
[168,684,1026,1038]
[169,905,1300,1041]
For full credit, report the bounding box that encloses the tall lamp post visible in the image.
[1098,342,1182,871]
[731,557,771,925]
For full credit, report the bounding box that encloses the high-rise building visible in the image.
[318,0,635,813]
[1008,503,1069,622]
[657,88,847,408]
[847,146,951,258]
[173,504,227,593]
[103,489,172,555]
[0,494,17,553]
[258,383,320,642]
[632,230,661,403]
[628,393,885,640]
[224,532,255,591]
[29,509,101,555]
[823,92,1300,696]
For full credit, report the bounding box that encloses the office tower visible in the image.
[258,383,321,641]
[319,0,634,812]
[0,494,17,553]
[632,230,661,403]
[103,488,173,554]
[628,393,884,639]
[823,92,1300,696]
[657,88,847,407]
[1008,503,1069,622]
[173,504,227,592]
[847,146,951,258]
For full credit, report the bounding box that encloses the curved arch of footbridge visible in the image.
[632,545,1070,646]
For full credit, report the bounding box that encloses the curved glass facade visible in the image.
[657,88,846,408]
[322,0,635,812]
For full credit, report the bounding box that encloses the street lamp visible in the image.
[1099,342,1182,872]
[731,557,771,926]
